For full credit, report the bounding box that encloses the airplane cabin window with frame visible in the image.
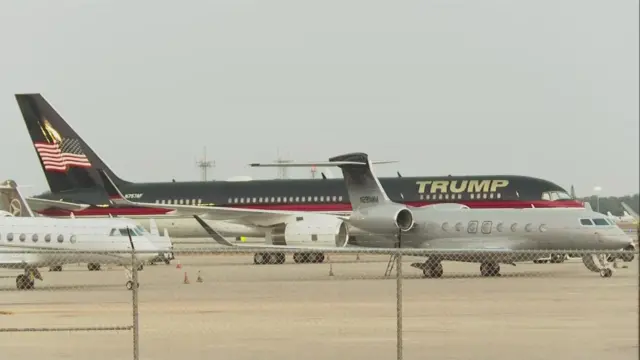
[6,233,13,242]
[70,235,77,244]
[32,234,38,242]
[481,221,492,234]
[525,223,534,232]
[496,222,504,232]
[57,235,64,243]
[593,218,609,226]
[45,234,51,242]
[467,221,478,234]
[19,234,26,242]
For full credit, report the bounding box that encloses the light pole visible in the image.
[593,186,602,213]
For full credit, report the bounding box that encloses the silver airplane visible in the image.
[94,154,634,278]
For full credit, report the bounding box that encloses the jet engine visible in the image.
[348,205,415,236]
[266,217,349,247]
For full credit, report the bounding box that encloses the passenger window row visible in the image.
[0,233,76,243]
[228,195,344,204]
[440,220,547,234]
[419,193,502,201]
[156,199,202,205]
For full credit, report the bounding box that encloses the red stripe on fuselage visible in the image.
[36,200,584,217]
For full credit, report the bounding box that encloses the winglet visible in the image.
[97,169,132,206]
[0,179,35,217]
[193,215,235,247]
[621,202,639,220]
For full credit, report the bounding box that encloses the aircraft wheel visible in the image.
[16,274,34,290]
[163,257,171,265]
[480,262,500,277]
[550,254,565,263]
[600,268,613,278]
[254,253,266,265]
[423,263,443,278]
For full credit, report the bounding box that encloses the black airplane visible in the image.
[15,93,583,225]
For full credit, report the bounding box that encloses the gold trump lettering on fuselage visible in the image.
[416,180,509,194]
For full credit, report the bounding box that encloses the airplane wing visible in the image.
[25,197,91,212]
[96,169,348,227]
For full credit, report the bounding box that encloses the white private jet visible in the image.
[0,180,159,290]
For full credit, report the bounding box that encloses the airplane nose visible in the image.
[596,231,633,249]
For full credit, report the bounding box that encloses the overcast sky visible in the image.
[1,1,637,197]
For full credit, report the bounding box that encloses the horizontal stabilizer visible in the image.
[25,197,90,212]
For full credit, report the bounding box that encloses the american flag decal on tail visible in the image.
[34,138,91,172]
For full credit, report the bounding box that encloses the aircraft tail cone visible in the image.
[196,271,203,283]
[184,272,190,284]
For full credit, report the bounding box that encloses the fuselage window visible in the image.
[470,194,475,199]
[455,222,464,231]
[489,193,494,199]
[444,194,449,200]
[6,233,13,242]
[289,197,293,202]
[580,218,594,226]
[32,234,38,242]
[313,196,318,202]
[510,223,518,232]
[338,196,343,202]
[496,222,504,232]
[198,199,202,205]
[332,196,337,202]
[252,197,256,203]
[270,197,275,202]
[228,198,232,203]
[593,218,609,226]
[539,224,548,232]
[467,221,478,234]
[240,198,245,203]
[441,222,450,231]
[19,234,26,242]
[481,221,492,234]
[70,235,77,244]
[57,234,64,243]
[295,197,300,202]
[525,223,533,232]
[45,234,51,242]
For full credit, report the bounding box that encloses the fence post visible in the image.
[396,247,403,360]
[129,235,140,360]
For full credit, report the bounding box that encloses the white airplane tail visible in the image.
[0,180,34,217]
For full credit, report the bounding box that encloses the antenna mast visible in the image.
[196,147,215,181]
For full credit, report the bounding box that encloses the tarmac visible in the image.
[0,253,637,360]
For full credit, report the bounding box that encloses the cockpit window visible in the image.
[593,218,609,226]
[543,191,573,201]
[580,219,594,226]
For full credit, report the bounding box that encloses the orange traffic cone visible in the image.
[183,271,190,284]
[176,260,182,269]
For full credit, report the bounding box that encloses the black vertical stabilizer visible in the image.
[15,93,130,193]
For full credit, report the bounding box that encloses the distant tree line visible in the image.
[578,193,639,216]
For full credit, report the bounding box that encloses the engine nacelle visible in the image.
[266,217,349,247]
[348,205,415,235]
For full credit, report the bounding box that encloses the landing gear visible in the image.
[88,263,101,271]
[253,252,286,265]
[410,258,444,278]
[293,252,325,264]
[600,268,613,278]
[15,268,42,290]
[480,262,501,277]
[49,265,63,272]
[423,262,444,278]
[16,274,34,290]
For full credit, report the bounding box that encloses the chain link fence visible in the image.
[0,247,637,360]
